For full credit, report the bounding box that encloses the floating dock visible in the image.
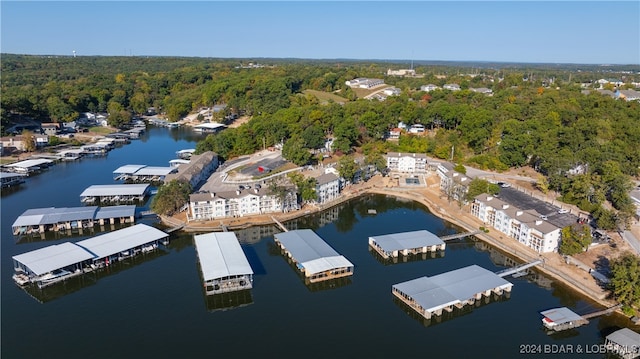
[274,229,354,283]
[12,205,136,236]
[194,232,254,295]
[541,304,623,332]
[1,172,26,188]
[2,158,54,175]
[392,264,513,320]
[80,183,150,204]
[12,224,168,288]
[369,230,446,259]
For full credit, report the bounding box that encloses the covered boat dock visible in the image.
[369,230,446,259]
[76,224,168,268]
[392,265,513,320]
[540,307,588,331]
[11,205,136,235]
[12,242,96,288]
[605,328,640,359]
[80,183,150,204]
[113,164,177,182]
[1,172,26,188]
[12,224,168,287]
[274,229,354,283]
[194,232,254,295]
[3,158,54,175]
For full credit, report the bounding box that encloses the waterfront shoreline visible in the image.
[162,175,628,316]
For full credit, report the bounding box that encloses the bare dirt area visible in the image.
[226,116,250,129]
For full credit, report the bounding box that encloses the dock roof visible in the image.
[5,158,53,169]
[94,205,136,219]
[113,164,147,174]
[12,206,99,228]
[393,265,513,312]
[12,242,96,276]
[274,229,353,275]
[76,224,167,259]
[370,230,444,252]
[606,328,640,348]
[540,307,584,325]
[1,172,27,179]
[133,166,176,176]
[80,184,150,197]
[194,232,253,282]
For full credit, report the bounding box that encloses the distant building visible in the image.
[345,78,385,89]
[443,83,461,91]
[470,87,493,96]
[164,151,219,189]
[387,128,401,140]
[40,123,61,136]
[386,152,428,173]
[409,124,425,134]
[383,87,402,96]
[420,84,439,92]
[315,173,340,204]
[387,69,416,77]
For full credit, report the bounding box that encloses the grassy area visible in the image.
[352,85,391,99]
[87,126,117,134]
[302,89,349,103]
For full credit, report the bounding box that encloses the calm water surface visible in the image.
[1,126,635,359]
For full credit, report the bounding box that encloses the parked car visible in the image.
[558,209,569,214]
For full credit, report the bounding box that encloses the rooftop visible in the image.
[370,230,444,252]
[194,232,253,282]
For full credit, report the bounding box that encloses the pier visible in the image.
[271,216,288,232]
[496,260,543,278]
[439,230,483,241]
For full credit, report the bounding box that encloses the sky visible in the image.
[1,1,639,65]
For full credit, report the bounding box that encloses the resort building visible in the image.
[189,187,299,221]
[369,230,446,259]
[387,68,416,77]
[164,151,219,189]
[392,265,513,320]
[80,184,150,204]
[386,152,428,173]
[273,229,354,283]
[193,232,254,295]
[436,162,471,201]
[315,173,340,204]
[12,205,136,235]
[471,194,561,253]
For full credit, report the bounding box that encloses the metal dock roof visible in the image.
[94,205,136,219]
[606,328,640,348]
[76,224,167,259]
[4,158,53,169]
[132,166,176,176]
[12,206,99,228]
[274,229,353,275]
[1,172,27,179]
[370,230,444,252]
[80,184,150,197]
[113,164,147,174]
[194,232,253,282]
[540,307,584,325]
[12,242,96,276]
[393,265,513,312]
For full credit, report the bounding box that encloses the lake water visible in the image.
[1,126,635,359]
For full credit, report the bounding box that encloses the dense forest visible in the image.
[2,54,639,230]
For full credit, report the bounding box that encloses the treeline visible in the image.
[2,55,639,229]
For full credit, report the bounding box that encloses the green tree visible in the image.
[453,163,467,174]
[365,152,386,173]
[338,155,358,183]
[301,124,325,150]
[282,136,312,166]
[559,225,592,255]
[287,172,317,202]
[465,178,499,201]
[150,180,192,216]
[21,130,36,152]
[609,252,640,310]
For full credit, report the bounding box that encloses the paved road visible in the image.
[621,230,640,254]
